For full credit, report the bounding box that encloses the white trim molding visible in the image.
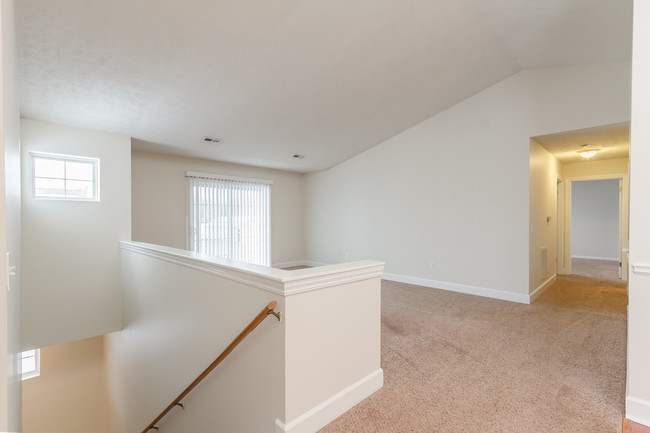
[273,261,310,269]
[631,263,650,275]
[382,272,531,304]
[530,274,557,303]
[273,260,330,269]
[571,255,619,261]
[185,170,273,184]
[626,396,650,428]
[275,369,384,433]
[120,242,384,296]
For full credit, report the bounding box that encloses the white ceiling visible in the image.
[532,122,630,164]
[15,0,633,172]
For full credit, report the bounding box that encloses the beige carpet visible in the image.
[572,258,621,283]
[319,275,628,433]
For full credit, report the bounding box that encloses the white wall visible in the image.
[105,244,286,433]
[529,139,561,297]
[571,179,619,260]
[20,119,131,349]
[0,0,21,429]
[22,336,106,433]
[131,150,306,266]
[627,0,650,426]
[306,61,631,302]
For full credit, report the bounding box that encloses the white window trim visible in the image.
[185,171,273,185]
[186,172,272,266]
[20,349,40,381]
[30,151,100,201]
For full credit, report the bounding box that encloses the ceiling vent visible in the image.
[202,136,222,144]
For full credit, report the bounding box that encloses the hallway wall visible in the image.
[571,179,619,261]
[529,139,561,297]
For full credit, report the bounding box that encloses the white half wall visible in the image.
[107,242,383,433]
[131,150,306,266]
[306,61,631,301]
[627,0,650,426]
[20,119,131,349]
[571,179,619,260]
[105,244,286,433]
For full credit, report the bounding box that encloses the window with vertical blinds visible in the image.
[187,172,272,266]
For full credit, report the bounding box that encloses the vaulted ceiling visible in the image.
[15,0,633,172]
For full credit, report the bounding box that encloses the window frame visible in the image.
[30,151,100,201]
[20,349,40,381]
[186,171,272,266]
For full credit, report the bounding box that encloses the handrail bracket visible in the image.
[140,301,280,433]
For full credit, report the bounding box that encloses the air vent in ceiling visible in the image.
[202,136,222,144]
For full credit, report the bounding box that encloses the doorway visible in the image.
[570,179,621,281]
[559,173,629,281]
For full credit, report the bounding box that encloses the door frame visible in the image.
[558,173,629,279]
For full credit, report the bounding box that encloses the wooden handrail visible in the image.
[142,301,280,432]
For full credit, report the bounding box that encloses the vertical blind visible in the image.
[187,172,271,266]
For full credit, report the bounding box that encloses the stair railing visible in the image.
[142,301,281,432]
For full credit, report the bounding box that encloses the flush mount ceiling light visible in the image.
[202,136,222,144]
[577,144,600,160]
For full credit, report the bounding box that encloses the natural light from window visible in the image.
[31,152,99,200]
[187,172,271,266]
[21,349,40,381]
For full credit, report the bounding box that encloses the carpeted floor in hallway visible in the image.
[318,274,628,433]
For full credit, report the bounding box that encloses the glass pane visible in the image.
[21,350,35,359]
[22,356,35,373]
[34,157,64,179]
[34,177,65,197]
[66,161,94,181]
[66,180,93,198]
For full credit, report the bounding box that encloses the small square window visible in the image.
[31,152,99,201]
[20,349,40,380]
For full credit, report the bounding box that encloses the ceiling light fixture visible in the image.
[202,136,222,144]
[577,148,600,159]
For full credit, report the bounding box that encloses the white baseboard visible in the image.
[571,255,619,261]
[280,265,533,304]
[275,369,383,433]
[627,396,650,427]
[530,274,556,303]
[382,272,530,304]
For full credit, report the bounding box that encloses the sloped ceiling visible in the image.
[15,0,633,172]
